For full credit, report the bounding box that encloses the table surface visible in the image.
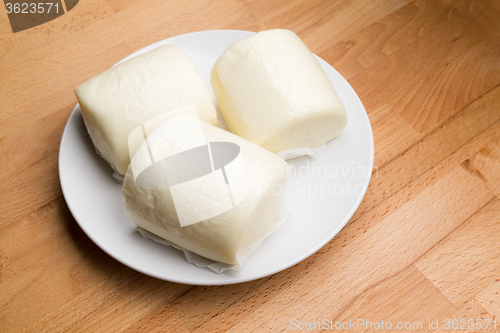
[1,0,500,332]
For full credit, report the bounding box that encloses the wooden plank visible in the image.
[0,200,191,332]
[415,198,500,307]
[475,279,500,319]
[170,278,272,332]
[193,166,494,331]
[0,35,132,139]
[0,103,73,184]
[351,119,500,226]
[298,0,413,54]
[353,85,500,219]
[332,266,456,333]
[121,304,191,333]
[347,0,500,132]
[447,0,500,38]
[0,0,116,58]
[0,0,12,34]
[433,299,497,333]
[241,0,326,33]
[0,153,62,226]
[116,0,264,53]
[462,138,500,198]
[319,2,420,80]
[369,104,423,169]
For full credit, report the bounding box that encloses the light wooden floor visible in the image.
[1,0,500,332]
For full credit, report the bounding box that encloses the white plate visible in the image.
[59,30,374,285]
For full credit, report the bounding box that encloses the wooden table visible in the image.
[1,0,500,331]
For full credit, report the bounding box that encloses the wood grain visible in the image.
[463,138,500,198]
[353,84,500,220]
[415,198,500,307]
[1,0,500,331]
[476,279,500,318]
[433,299,497,333]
